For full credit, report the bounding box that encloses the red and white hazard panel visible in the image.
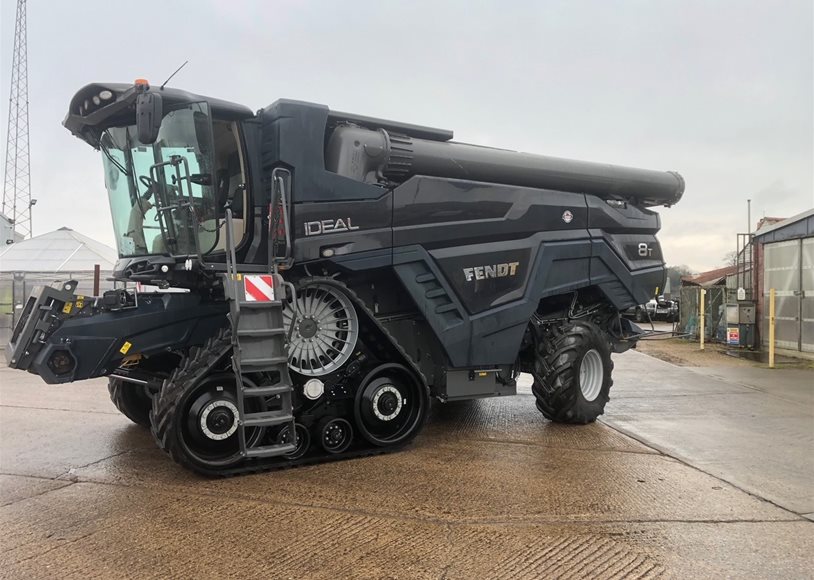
[243,275,275,302]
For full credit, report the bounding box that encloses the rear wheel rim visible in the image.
[579,349,604,402]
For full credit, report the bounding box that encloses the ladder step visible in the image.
[435,303,459,314]
[242,384,292,397]
[425,288,446,299]
[242,410,293,428]
[239,300,284,309]
[244,442,296,459]
[240,355,289,368]
[415,273,436,283]
[236,328,287,337]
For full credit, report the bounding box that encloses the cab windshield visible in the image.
[100,102,219,257]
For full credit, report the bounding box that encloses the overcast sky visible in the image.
[1,0,812,272]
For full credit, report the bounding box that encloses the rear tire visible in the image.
[108,378,152,427]
[531,320,613,424]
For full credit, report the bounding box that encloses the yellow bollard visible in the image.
[769,288,776,369]
[699,288,706,350]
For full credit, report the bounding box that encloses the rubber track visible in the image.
[152,278,430,477]
[108,376,152,427]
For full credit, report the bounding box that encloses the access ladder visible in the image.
[223,192,297,459]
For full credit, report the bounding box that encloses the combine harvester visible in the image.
[6,80,683,475]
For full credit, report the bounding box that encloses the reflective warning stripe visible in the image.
[244,275,275,302]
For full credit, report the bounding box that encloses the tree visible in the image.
[665,265,693,296]
[722,250,738,267]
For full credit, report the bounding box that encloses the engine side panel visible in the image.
[292,176,667,369]
[385,177,665,367]
[291,193,393,262]
[393,237,595,367]
[392,177,588,248]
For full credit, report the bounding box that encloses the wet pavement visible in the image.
[1,354,813,579]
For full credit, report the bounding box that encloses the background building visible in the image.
[0,227,118,346]
[753,209,814,355]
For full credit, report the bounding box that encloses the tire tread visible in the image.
[108,377,152,427]
[531,320,613,424]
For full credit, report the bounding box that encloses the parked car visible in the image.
[623,295,679,323]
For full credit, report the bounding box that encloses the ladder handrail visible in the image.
[223,200,249,454]
[223,202,242,340]
[269,168,293,272]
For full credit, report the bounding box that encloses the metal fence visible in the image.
[0,271,118,348]
[677,285,728,342]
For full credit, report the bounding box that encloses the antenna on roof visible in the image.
[160,60,189,90]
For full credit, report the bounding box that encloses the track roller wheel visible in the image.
[318,417,353,454]
[276,423,311,460]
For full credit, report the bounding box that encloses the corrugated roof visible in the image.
[0,227,117,272]
[753,207,814,238]
[681,265,738,287]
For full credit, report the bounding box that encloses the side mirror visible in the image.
[136,92,163,144]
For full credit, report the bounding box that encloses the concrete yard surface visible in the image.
[601,350,814,517]
[1,352,813,579]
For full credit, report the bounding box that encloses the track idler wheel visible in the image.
[318,417,354,454]
[353,363,429,447]
[276,423,311,460]
[152,365,265,473]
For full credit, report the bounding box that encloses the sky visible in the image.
[1,0,812,273]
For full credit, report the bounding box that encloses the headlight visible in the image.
[99,90,114,101]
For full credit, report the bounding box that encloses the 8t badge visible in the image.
[562,210,574,224]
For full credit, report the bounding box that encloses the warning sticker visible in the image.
[120,341,133,355]
[244,275,275,302]
[727,327,740,346]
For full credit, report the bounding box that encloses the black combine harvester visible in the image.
[6,80,684,475]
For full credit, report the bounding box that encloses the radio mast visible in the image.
[2,0,33,240]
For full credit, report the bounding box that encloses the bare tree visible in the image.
[666,265,693,291]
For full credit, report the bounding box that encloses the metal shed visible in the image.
[754,208,814,354]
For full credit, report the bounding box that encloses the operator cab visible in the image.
[64,80,255,283]
[100,113,247,257]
